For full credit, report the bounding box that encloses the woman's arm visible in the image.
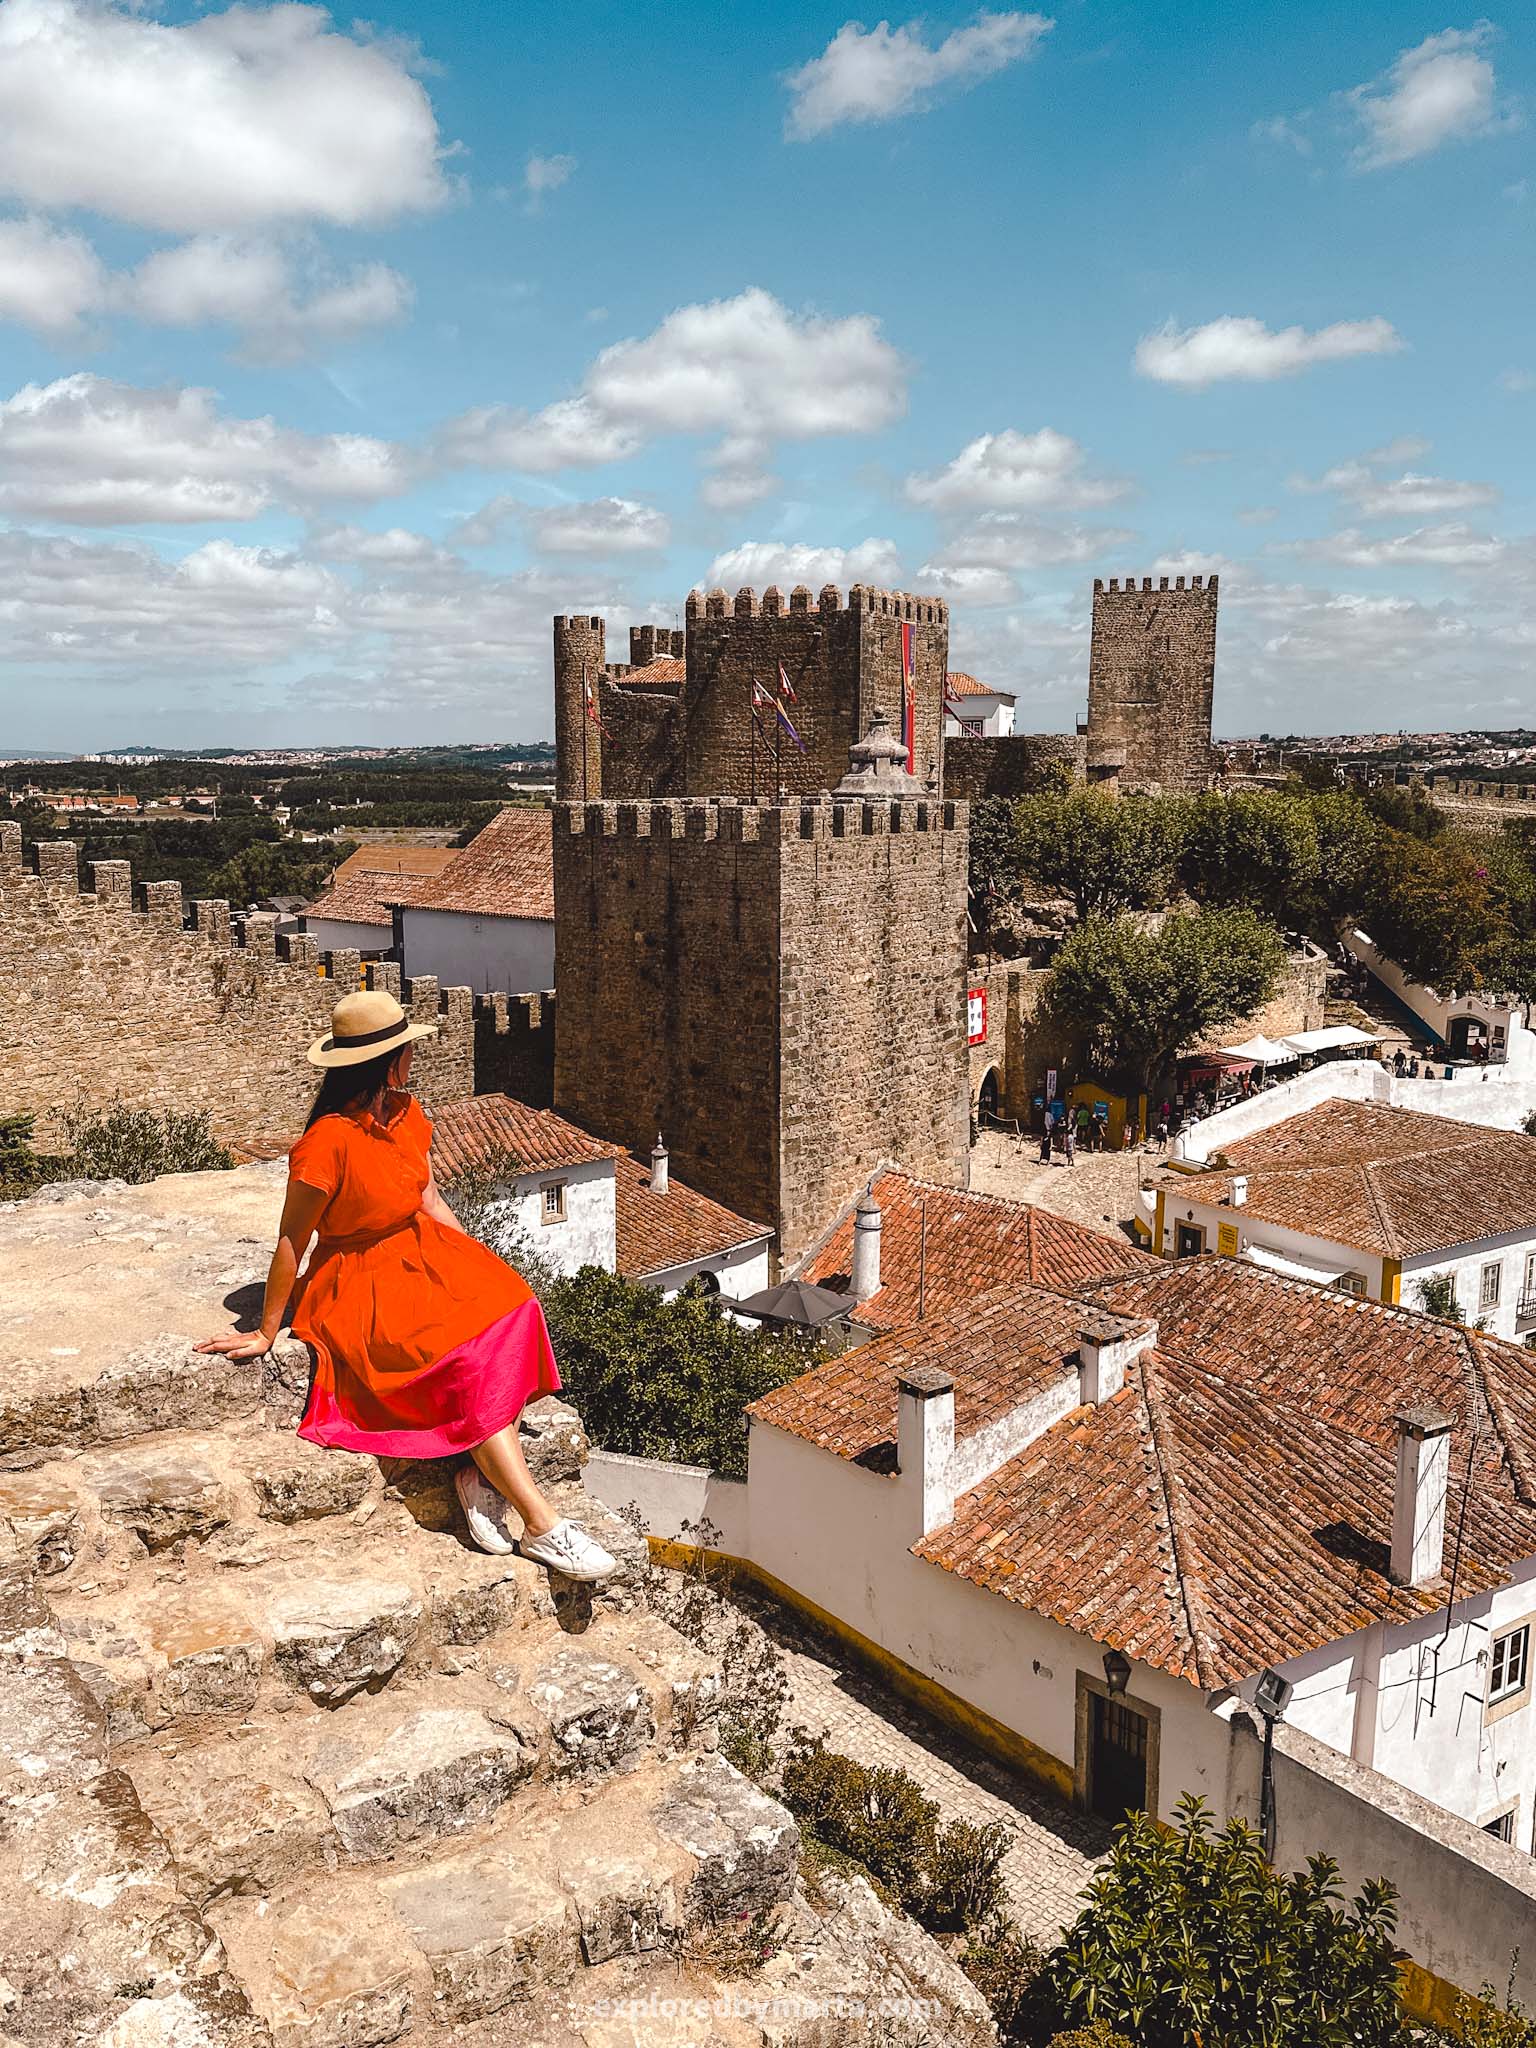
[197,1178,329,1360]
[420,1155,465,1235]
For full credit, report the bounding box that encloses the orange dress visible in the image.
[287,1095,560,1459]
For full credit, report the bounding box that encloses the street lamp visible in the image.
[1102,1648,1131,1697]
[1253,1667,1293,1860]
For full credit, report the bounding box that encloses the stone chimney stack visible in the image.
[1390,1405,1454,1587]
[850,1191,882,1301]
[897,1366,955,1538]
[650,1135,669,1197]
[1078,1317,1157,1407]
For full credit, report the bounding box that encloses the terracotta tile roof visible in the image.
[427,1094,622,1180]
[750,1282,1152,1469]
[946,672,1014,701]
[333,846,459,883]
[798,1170,1150,1332]
[1167,1098,1536,1258]
[615,1151,770,1281]
[927,1256,1536,1687]
[407,807,554,921]
[612,656,685,689]
[302,867,438,929]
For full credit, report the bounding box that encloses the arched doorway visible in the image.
[977,1067,1000,1126]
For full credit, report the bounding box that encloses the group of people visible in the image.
[1037,1101,1109,1165]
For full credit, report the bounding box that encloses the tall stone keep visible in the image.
[553,613,606,803]
[552,784,970,1261]
[1085,574,1218,792]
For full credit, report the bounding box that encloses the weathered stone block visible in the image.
[306,1707,536,1860]
[528,1647,655,1779]
[133,1748,332,1903]
[90,1450,230,1551]
[242,1440,372,1524]
[267,1578,422,1708]
[213,1898,414,2048]
[654,1755,800,1923]
[383,1855,578,2021]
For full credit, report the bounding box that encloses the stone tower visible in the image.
[552,725,971,1261]
[1085,574,1218,792]
[552,613,606,803]
[551,585,950,806]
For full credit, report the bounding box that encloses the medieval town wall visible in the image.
[0,822,475,1152]
[1085,574,1218,793]
[944,732,1085,803]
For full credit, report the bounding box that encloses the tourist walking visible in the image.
[197,990,617,1580]
[1063,1120,1076,1167]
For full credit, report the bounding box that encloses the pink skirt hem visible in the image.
[296,1297,562,1460]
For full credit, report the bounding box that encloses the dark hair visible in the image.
[305,1049,403,1130]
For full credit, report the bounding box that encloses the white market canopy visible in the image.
[1219,1035,1302,1066]
[1282,1024,1379,1055]
[1242,1243,1348,1285]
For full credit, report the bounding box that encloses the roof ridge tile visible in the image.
[1137,1352,1226,1691]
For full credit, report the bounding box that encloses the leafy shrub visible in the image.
[1417,1273,1463,1322]
[1048,2028,1135,2048]
[1026,1795,1408,2047]
[959,1916,1045,2041]
[779,1732,1011,1936]
[1428,1980,1536,2046]
[538,1265,819,1481]
[0,1114,58,1199]
[58,1103,232,1184]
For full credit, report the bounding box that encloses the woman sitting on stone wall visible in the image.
[197,989,617,1581]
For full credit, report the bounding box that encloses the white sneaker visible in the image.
[455,1465,517,1556]
[519,1517,619,1583]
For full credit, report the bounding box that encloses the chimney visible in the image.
[1230,1175,1248,1208]
[1078,1318,1158,1407]
[897,1366,955,1537]
[650,1134,669,1196]
[1390,1405,1454,1587]
[850,1192,882,1301]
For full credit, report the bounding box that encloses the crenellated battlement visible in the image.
[0,822,498,1148]
[553,794,963,844]
[684,583,948,624]
[1094,573,1218,596]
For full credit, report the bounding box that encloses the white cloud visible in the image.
[0,214,106,336]
[920,513,1134,604]
[705,538,902,590]
[1250,113,1311,156]
[785,10,1051,139]
[1500,368,1535,394]
[1348,25,1509,170]
[1135,315,1404,387]
[1286,523,1510,569]
[905,428,1126,512]
[0,373,413,524]
[0,0,451,232]
[525,496,669,555]
[127,236,412,361]
[436,288,906,478]
[1289,450,1498,520]
[523,152,575,210]
[307,524,447,566]
[700,467,778,511]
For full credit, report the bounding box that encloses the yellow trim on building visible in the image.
[1154,1187,1167,1260]
[1381,1258,1402,1305]
[1399,1956,1489,2032]
[648,1536,1075,1803]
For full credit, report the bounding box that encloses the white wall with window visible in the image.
[1406,1227,1536,1344]
[477,1158,615,1277]
[396,905,554,997]
[942,689,1016,740]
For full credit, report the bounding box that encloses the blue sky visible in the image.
[0,0,1530,749]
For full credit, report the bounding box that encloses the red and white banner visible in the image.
[967,988,987,1044]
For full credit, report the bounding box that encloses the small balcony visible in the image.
[1517,1292,1536,1329]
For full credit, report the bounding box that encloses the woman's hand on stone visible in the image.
[195,1329,275,1361]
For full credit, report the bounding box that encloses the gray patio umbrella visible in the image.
[733,1278,858,1329]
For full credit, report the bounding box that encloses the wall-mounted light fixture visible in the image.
[1102,1648,1131,1697]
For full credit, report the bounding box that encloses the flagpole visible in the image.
[775,697,783,802]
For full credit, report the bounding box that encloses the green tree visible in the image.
[1362,831,1506,992]
[1026,1797,1409,2047]
[205,837,352,907]
[968,796,1026,952]
[1179,791,1320,922]
[1044,908,1287,1093]
[1303,789,1383,931]
[1012,786,1187,922]
[536,1266,819,1480]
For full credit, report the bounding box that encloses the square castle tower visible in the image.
[1084,573,1218,792]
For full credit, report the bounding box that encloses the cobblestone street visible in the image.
[968,1128,1162,1241]
[739,1590,1112,1947]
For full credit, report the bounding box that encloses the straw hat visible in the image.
[308,989,438,1069]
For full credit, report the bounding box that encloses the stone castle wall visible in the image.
[944,732,1085,803]
[0,822,478,1151]
[552,796,969,1259]
[555,586,950,808]
[1085,574,1218,793]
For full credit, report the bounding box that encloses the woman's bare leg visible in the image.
[469,1425,559,1537]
